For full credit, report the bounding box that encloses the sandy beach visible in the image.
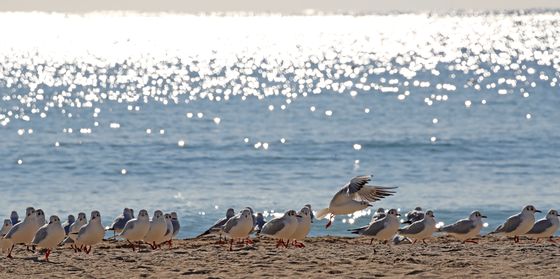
[0,235,558,278]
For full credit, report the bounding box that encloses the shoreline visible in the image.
[0,235,558,278]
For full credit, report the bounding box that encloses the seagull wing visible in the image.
[399,220,425,235]
[32,226,49,245]
[527,219,553,235]
[261,218,286,236]
[223,215,240,234]
[494,214,522,233]
[331,175,396,205]
[440,219,474,234]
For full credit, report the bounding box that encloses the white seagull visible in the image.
[349,208,401,245]
[161,213,174,248]
[491,205,541,243]
[197,208,235,242]
[106,208,133,236]
[31,215,66,261]
[222,208,254,251]
[525,209,559,243]
[316,175,396,228]
[260,210,299,248]
[143,210,167,249]
[0,219,13,255]
[439,211,487,243]
[398,210,437,244]
[117,209,150,251]
[74,211,104,254]
[61,212,87,251]
[3,207,36,258]
[291,207,313,248]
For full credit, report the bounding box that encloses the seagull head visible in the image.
[138,209,149,220]
[154,210,164,220]
[469,211,487,220]
[91,210,101,220]
[387,208,400,217]
[171,212,178,220]
[226,208,235,218]
[241,209,252,219]
[25,207,35,217]
[425,210,435,218]
[523,205,541,214]
[3,219,11,227]
[49,215,61,224]
[78,212,87,221]
[547,209,559,219]
[67,214,75,223]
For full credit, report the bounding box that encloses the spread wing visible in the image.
[527,219,552,235]
[494,214,522,233]
[440,219,474,234]
[399,221,425,235]
[261,219,285,236]
[223,215,240,233]
[332,175,396,205]
[32,226,49,245]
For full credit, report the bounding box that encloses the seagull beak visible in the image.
[367,204,372,207]
[481,215,487,218]
[296,215,302,218]
[535,210,542,213]
[396,213,401,217]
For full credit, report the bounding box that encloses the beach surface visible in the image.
[0,236,558,278]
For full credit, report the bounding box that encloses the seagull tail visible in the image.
[196,229,211,238]
[315,208,330,220]
[60,237,74,246]
[347,228,361,234]
[401,220,412,225]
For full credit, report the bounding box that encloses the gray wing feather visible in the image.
[261,219,285,236]
[223,216,239,233]
[32,227,48,245]
[440,219,474,234]
[121,220,136,234]
[527,219,552,234]
[399,221,425,235]
[4,223,21,239]
[362,220,387,236]
[495,215,522,233]
[110,217,127,230]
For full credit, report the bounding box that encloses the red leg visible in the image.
[463,239,478,244]
[45,249,51,262]
[548,237,557,243]
[370,238,374,245]
[168,240,173,248]
[245,238,253,245]
[514,236,519,243]
[229,239,233,251]
[7,244,14,258]
[325,216,334,229]
[411,239,417,245]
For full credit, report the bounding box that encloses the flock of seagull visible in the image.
[1,175,559,262]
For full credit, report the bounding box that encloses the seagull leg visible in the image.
[548,237,557,244]
[7,244,14,259]
[369,239,374,245]
[325,216,334,229]
[45,249,51,262]
[245,238,253,245]
[514,236,519,243]
[229,239,233,251]
[127,240,136,252]
[284,239,290,248]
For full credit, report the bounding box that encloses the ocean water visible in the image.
[0,12,559,238]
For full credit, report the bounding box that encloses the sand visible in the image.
[0,235,558,278]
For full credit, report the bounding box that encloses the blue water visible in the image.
[0,12,559,237]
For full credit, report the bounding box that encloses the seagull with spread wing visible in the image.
[315,175,396,228]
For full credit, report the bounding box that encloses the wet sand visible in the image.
[0,236,558,278]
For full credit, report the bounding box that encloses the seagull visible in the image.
[3,207,36,258]
[10,211,19,225]
[491,205,541,243]
[0,219,13,254]
[196,208,235,242]
[261,210,299,248]
[74,211,104,254]
[398,210,437,244]
[171,212,180,239]
[245,207,257,231]
[61,212,87,251]
[402,207,424,224]
[438,211,487,243]
[304,204,314,221]
[161,213,174,248]
[349,208,401,246]
[291,207,313,248]
[372,208,386,222]
[106,208,133,236]
[525,209,559,243]
[222,208,254,251]
[62,215,75,235]
[315,175,396,228]
[35,209,46,227]
[116,209,150,252]
[143,210,167,249]
[31,215,65,262]
[255,213,266,234]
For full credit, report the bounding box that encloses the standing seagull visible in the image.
[439,211,487,243]
[0,220,13,254]
[61,212,87,251]
[222,209,254,251]
[398,210,437,244]
[349,209,400,245]
[316,175,396,228]
[171,212,180,239]
[261,210,299,248]
[31,215,65,262]
[10,211,19,225]
[62,215,75,235]
[161,213,174,248]
[197,208,235,242]
[525,209,559,243]
[106,208,133,237]
[491,205,541,243]
[291,207,313,248]
[403,207,424,224]
[143,210,167,249]
[3,207,36,258]
[116,209,150,252]
[74,211,104,254]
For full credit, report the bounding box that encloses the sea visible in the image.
[0,11,559,238]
